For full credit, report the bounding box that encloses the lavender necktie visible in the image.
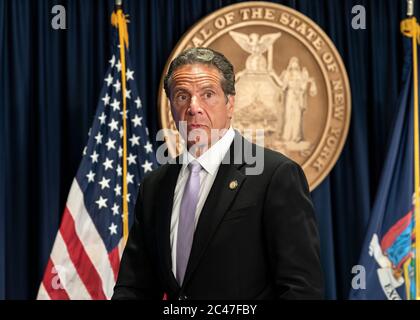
[176,161,202,285]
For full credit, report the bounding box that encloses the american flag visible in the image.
[37,19,157,300]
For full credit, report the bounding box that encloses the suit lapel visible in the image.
[155,163,181,292]
[182,133,247,287]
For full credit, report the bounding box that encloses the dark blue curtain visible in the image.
[0,0,417,299]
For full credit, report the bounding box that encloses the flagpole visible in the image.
[113,0,130,243]
[406,0,420,300]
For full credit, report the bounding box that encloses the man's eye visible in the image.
[176,94,188,102]
[204,92,214,99]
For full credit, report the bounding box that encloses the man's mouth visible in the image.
[189,124,206,129]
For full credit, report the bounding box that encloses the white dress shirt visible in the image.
[170,127,235,277]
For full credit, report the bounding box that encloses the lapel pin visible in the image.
[229,180,238,190]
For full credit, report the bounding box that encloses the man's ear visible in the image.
[227,95,235,119]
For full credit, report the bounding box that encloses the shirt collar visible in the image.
[180,127,235,177]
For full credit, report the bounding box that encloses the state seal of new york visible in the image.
[158,1,351,190]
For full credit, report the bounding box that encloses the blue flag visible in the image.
[349,38,416,300]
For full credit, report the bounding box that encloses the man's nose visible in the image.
[188,95,202,115]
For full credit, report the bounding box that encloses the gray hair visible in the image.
[163,47,236,98]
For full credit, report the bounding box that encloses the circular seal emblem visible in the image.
[158,1,351,191]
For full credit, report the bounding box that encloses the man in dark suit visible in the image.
[112,48,323,300]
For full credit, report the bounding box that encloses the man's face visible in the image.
[169,64,234,150]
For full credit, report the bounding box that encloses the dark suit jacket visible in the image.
[112,132,324,300]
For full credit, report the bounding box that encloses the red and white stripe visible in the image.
[37,180,121,300]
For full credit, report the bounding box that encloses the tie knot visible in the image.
[189,161,202,174]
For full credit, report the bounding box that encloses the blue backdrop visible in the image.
[0,0,416,299]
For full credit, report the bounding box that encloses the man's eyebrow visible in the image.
[198,84,218,90]
[172,87,190,94]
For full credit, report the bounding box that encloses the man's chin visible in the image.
[186,128,210,142]
[187,140,209,157]
[186,137,209,149]
[186,126,210,138]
